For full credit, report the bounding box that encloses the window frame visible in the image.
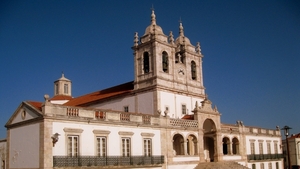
[191,60,197,80]
[162,51,169,73]
[181,104,187,115]
[143,52,150,73]
[93,130,110,157]
[250,141,255,155]
[119,131,134,157]
[64,84,68,94]
[141,132,155,157]
[124,106,129,112]
[63,128,83,157]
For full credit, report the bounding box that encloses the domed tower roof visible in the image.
[144,9,164,36]
[175,22,191,45]
[55,73,70,82]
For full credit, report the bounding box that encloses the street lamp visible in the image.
[282,125,292,169]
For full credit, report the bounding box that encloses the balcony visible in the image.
[53,155,164,167]
[247,154,283,161]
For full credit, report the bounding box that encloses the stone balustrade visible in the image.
[46,104,161,126]
[169,118,198,128]
[221,124,280,136]
[45,104,280,135]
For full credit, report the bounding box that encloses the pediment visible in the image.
[5,101,43,127]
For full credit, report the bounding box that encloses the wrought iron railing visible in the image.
[247,154,283,161]
[53,155,164,167]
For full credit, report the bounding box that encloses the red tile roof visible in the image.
[182,115,194,120]
[50,95,73,101]
[289,133,300,139]
[63,81,134,107]
[27,101,43,111]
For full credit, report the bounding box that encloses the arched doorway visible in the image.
[203,119,217,162]
[173,134,184,155]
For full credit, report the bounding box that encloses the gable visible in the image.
[6,101,43,127]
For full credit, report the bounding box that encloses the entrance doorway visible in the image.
[203,119,217,162]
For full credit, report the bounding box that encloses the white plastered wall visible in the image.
[136,91,154,114]
[92,96,135,112]
[9,123,40,168]
[159,91,203,118]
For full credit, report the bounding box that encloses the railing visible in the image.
[247,154,283,161]
[95,111,106,120]
[120,113,130,121]
[67,108,79,116]
[142,115,151,124]
[170,118,198,128]
[53,155,164,167]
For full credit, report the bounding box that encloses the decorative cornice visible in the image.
[141,133,155,137]
[93,130,111,135]
[118,131,134,136]
[63,128,83,133]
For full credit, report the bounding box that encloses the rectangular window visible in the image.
[67,135,78,156]
[144,138,152,157]
[250,142,255,154]
[274,143,278,154]
[268,163,272,169]
[122,138,131,157]
[96,136,106,157]
[260,163,265,169]
[124,106,129,112]
[55,84,59,94]
[267,143,271,154]
[64,84,68,94]
[181,104,186,114]
[259,142,263,154]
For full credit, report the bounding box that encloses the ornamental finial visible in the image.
[134,32,139,47]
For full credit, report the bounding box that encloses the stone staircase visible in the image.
[194,161,250,169]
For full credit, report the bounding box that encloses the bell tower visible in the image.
[132,10,205,97]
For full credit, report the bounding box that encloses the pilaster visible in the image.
[6,129,10,169]
[39,119,53,169]
[214,131,223,162]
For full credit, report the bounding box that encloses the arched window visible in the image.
[232,138,239,155]
[162,51,169,72]
[191,61,196,80]
[143,52,149,73]
[222,137,230,155]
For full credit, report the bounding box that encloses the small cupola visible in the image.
[54,73,72,96]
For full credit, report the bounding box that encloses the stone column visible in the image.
[184,140,187,155]
[214,132,223,162]
[198,129,205,162]
[229,141,232,155]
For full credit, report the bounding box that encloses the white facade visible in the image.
[9,123,40,168]
[52,121,161,156]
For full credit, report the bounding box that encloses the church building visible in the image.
[4,10,283,169]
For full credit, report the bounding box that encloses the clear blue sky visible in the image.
[0,0,299,139]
